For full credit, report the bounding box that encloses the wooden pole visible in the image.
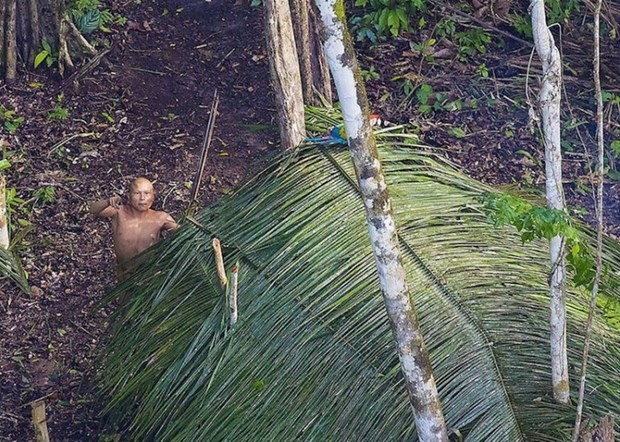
[189,90,219,207]
[212,238,227,288]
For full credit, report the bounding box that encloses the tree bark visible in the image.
[0,0,96,82]
[573,0,606,436]
[313,1,448,439]
[308,5,332,104]
[264,0,306,151]
[530,0,569,404]
[5,0,18,83]
[289,0,332,105]
[289,0,313,103]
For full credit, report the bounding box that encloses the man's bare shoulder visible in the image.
[152,209,179,230]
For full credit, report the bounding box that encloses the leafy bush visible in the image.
[350,0,426,42]
[0,106,24,133]
[69,0,125,34]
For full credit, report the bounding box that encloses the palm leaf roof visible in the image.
[101,114,620,441]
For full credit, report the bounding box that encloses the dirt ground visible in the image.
[0,0,618,440]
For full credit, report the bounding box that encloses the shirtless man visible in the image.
[90,177,179,278]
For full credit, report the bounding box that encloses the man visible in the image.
[90,177,179,279]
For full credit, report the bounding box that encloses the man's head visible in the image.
[129,177,155,212]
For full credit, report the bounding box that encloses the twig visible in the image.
[127,67,167,76]
[47,133,96,159]
[20,391,58,409]
[188,89,219,207]
[216,48,235,68]
[572,0,605,438]
[184,215,204,229]
[212,238,228,288]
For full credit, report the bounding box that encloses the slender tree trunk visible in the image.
[308,5,332,104]
[313,1,448,439]
[289,0,313,103]
[573,0,607,437]
[0,176,10,250]
[263,0,306,150]
[530,0,569,404]
[289,0,332,105]
[5,0,17,83]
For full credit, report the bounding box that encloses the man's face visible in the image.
[129,179,155,212]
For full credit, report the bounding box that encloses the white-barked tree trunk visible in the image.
[530,0,569,404]
[313,0,448,439]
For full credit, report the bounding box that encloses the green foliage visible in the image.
[511,0,581,37]
[350,0,426,42]
[475,63,489,78]
[546,0,580,24]
[454,29,492,60]
[434,16,492,61]
[395,82,463,115]
[47,94,70,121]
[34,39,58,69]
[47,107,70,121]
[69,0,126,34]
[435,16,456,39]
[480,192,598,289]
[0,106,24,134]
[360,65,380,81]
[33,186,56,204]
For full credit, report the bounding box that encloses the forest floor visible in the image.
[0,0,618,440]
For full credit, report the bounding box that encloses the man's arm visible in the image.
[90,196,121,218]
[161,213,179,231]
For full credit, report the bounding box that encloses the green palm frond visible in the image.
[100,111,620,441]
[0,247,30,294]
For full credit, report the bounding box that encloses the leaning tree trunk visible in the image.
[264,0,306,150]
[530,0,570,404]
[313,0,448,440]
[289,0,332,105]
[0,0,95,83]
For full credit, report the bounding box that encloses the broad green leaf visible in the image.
[34,51,48,68]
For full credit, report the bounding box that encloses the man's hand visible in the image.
[109,195,121,210]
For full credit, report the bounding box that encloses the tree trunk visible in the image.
[264,0,306,151]
[0,0,95,82]
[313,1,448,440]
[308,5,332,103]
[573,0,606,436]
[289,0,332,105]
[530,0,569,404]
